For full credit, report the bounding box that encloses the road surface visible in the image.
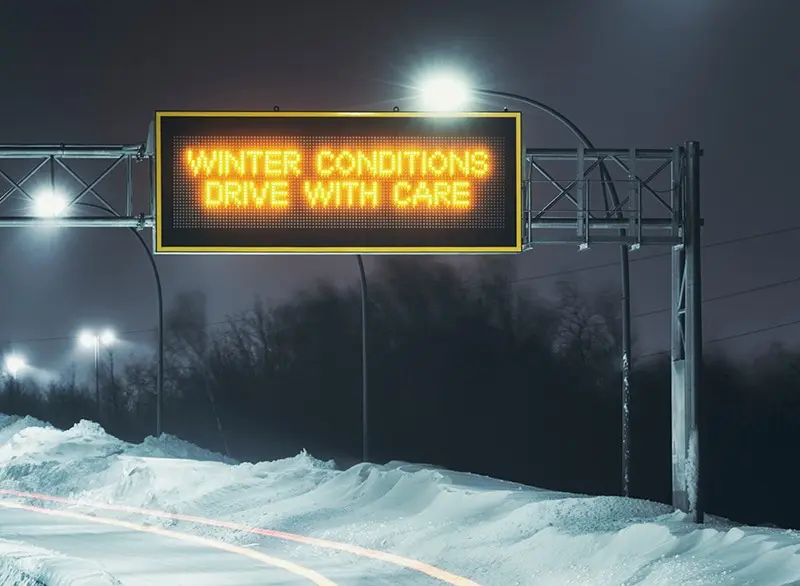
[0,498,469,585]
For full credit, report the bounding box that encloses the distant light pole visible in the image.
[78,329,116,419]
[418,71,634,496]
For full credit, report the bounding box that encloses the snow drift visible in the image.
[0,414,799,585]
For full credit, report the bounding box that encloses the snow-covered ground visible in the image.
[0,534,121,586]
[1,414,800,585]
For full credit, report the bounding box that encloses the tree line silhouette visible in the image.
[1,257,798,529]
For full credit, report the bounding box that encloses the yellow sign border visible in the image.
[154,111,522,254]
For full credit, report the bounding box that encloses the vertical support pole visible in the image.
[149,154,163,438]
[146,120,157,250]
[156,263,165,438]
[671,148,682,241]
[684,141,703,523]
[670,144,689,512]
[94,338,101,422]
[629,149,642,248]
[125,155,133,216]
[356,255,369,462]
[621,151,634,498]
[109,348,115,388]
[620,248,632,498]
[576,146,588,245]
[670,243,687,513]
[525,161,532,247]
[144,120,164,437]
[49,156,56,196]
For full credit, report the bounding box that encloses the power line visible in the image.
[633,274,800,319]
[508,224,800,286]
[638,317,800,360]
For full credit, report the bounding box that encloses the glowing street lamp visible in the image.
[78,331,94,349]
[417,72,472,111]
[78,328,116,418]
[3,354,27,378]
[32,188,69,217]
[100,329,116,346]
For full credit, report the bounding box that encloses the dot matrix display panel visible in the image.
[155,112,521,253]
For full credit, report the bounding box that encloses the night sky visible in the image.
[0,0,797,378]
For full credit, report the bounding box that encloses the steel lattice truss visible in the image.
[0,145,153,229]
[523,147,683,248]
[0,144,688,247]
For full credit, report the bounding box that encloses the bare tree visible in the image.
[162,290,229,455]
[553,280,617,378]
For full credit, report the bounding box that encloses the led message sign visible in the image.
[154,111,521,253]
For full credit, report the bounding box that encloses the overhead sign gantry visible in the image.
[0,110,704,525]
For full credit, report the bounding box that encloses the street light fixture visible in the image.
[32,188,68,217]
[3,354,27,378]
[78,328,116,420]
[100,329,116,347]
[417,72,471,111]
[78,331,95,349]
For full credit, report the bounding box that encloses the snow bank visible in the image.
[0,415,50,445]
[0,537,121,586]
[1,414,800,585]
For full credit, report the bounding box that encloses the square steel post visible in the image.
[683,141,703,523]
[671,142,703,523]
[670,243,688,513]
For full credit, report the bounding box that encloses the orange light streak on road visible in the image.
[0,498,336,585]
[0,488,481,586]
